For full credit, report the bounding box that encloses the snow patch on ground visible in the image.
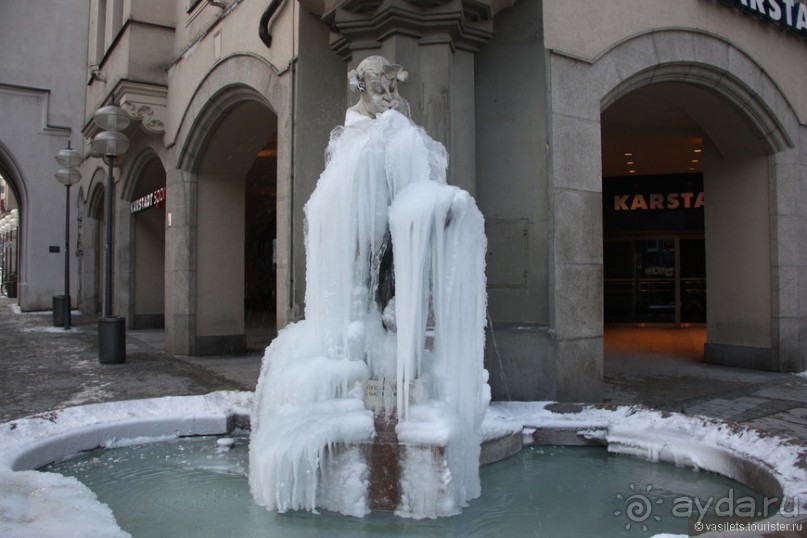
[19,326,83,334]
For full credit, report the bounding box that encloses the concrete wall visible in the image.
[475,0,556,400]
[0,0,90,310]
[543,0,807,124]
[164,0,295,146]
[86,0,174,125]
[476,0,549,326]
[704,148,773,367]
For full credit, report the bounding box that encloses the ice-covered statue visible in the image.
[249,55,490,519]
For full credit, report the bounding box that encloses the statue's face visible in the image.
[360,74,400,117]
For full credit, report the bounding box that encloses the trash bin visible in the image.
[99,316,126,364]
[52,295,68,327]
[3,279,17,298]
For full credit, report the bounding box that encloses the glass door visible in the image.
[680,239,706,323]
[636,239,676,323]
[604,237,705,325]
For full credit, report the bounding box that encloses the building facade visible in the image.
[0,0,90,310]
[75,0,807,402]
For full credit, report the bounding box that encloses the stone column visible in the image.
[163,164,196,355]
[319,0,499,194]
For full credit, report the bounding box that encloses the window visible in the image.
[94,0,107,63]
[93,0,125,61]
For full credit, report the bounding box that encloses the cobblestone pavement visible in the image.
[1,298,806,444]
[604,327,807,442]
[0,297,254,423]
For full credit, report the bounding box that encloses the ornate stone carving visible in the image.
[120,103,165,134]
[322,0,496,58]
[115,81,167,135]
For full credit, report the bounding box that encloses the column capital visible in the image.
[319,0,497,58]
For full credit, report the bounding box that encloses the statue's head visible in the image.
[348,56,410,118]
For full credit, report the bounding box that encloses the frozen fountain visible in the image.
[3,57,806,538]
[248,56,490,518]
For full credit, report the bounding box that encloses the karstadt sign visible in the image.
[718,0,807,36]
[603,174,705,233]
[130,187,166,214]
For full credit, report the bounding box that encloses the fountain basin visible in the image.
[2,391,806,536]
[40,438,770,537]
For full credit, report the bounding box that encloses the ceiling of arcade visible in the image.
[601,82,768,178]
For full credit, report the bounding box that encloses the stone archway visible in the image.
[0,142,27,304]
[601,72,794,372]
[174,85,281,354]
[82,171,106,315]
[193,98,277,354]
[546,29,799,399]
[121,150,167,330]
[167,54,288,356]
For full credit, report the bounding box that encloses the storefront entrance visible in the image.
[599,74,782,369]
[603,173,705,327]
[604,237,705,325]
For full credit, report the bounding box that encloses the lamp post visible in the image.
[54,142,83,329]
[92,104,130,364]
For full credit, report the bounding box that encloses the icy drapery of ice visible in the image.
[390,182,488,424]
[389,181,489,514]
[249,321,375,516]
[250,108,489,517]
[302,109,447,376]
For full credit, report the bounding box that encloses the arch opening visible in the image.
[194,97,278,354]
[128,155,167,330]
[602,81,772,367]
[83,173,107,315]
[0,166,21,300]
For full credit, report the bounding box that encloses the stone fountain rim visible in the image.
[1,391,806,535]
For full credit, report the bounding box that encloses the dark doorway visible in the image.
[244,136,278,349]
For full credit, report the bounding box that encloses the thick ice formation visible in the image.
[249,106,489,518]
[390,181,489,514]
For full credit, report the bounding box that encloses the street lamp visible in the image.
[92,104,130,364]
[54,141,82,329]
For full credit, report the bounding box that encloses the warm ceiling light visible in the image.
[693,148,703,153]
[628,169,637,174]
[688,167,697,171]
[691,159,700,163]
[626,161,635,165]
[624,152,633,157]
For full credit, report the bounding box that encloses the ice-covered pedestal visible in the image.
[249,56,489,518]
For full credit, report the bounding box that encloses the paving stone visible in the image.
[751,383,807,404]
[743,408,807,438]
[0,298,248,423]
